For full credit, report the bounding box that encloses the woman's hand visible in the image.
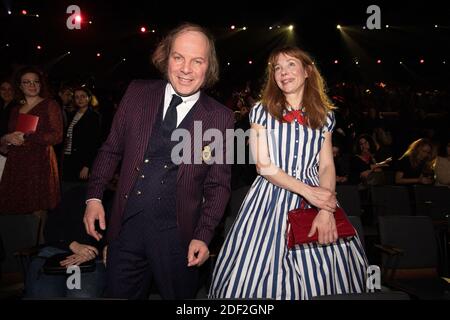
[370,157,392,172]
[308,210,338,245]
[302,186,337,212]
[419,175,433,185]
[336,176,348,183]
[377,157,392,167]
[360,169,372,179]
[79,166,90,180]
[2,131,25,146]
[69,241,98,261]
[60,253,93,267]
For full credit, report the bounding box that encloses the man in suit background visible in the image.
[83,23,234,299]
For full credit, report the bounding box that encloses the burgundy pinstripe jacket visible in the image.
[86,80,234,245]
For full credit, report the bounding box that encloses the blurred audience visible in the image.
[349,134,391,185]
[395,138,434,185]
[0,80,16,138]
[433,138,450,186]
[57,86,74,128]
[62,87,101,186]
[332,140,350,184]
[0,66,63,243]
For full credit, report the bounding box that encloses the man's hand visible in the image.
[83,201,106,241]
[187,239,209,267]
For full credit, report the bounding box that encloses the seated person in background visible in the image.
[395,138,434,185]
[332,141,350,184]
[373,127,393,162]
[433,138,450,186]
[0,80,16,138]
[349,134,391,185]
[231,97,256,189]
[24,185,106,299]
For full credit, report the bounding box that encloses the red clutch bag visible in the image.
[16,113,39,134]
[287,202,356,248]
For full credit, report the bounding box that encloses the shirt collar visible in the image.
[166,83,200,104]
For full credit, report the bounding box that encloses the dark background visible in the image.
[1,0,449,93]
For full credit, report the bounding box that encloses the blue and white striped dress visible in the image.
[209,103,369,300]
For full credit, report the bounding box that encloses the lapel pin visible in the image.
[202,145,212,162]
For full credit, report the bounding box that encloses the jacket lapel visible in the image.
[177,91,212,183]
[137,81,166,162]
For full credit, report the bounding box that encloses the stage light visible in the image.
[242,26,247,31]
[443,61,446,65]
[37,45,42,50]
[420,59,424,64]
[362,26,366,30]
[89,20,93,24]
[334,60,339,64]
[355,61,359,65]
[75,15,82,23]
[248,60,253,65]
[7,10,12,15]
[227,62,231,66]
[67,51,71,55]
[336,25,341,29]
[36,14,39,18]
[122,58,126,61]
[269,26,273,30]
[377,59,382,64]
[140,26,146,33]
[288,25,294,31]
[22,10,27,15]
[400,61,403,65]
[385,25,389,28]
[230,25,235,30]
[5,43,10,47]
[151,29,155,33]
[97,53,101,57]
[434,24,438,28]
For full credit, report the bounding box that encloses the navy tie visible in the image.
[161,94,183,137]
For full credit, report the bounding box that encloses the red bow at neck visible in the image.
[283,110,305,125]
